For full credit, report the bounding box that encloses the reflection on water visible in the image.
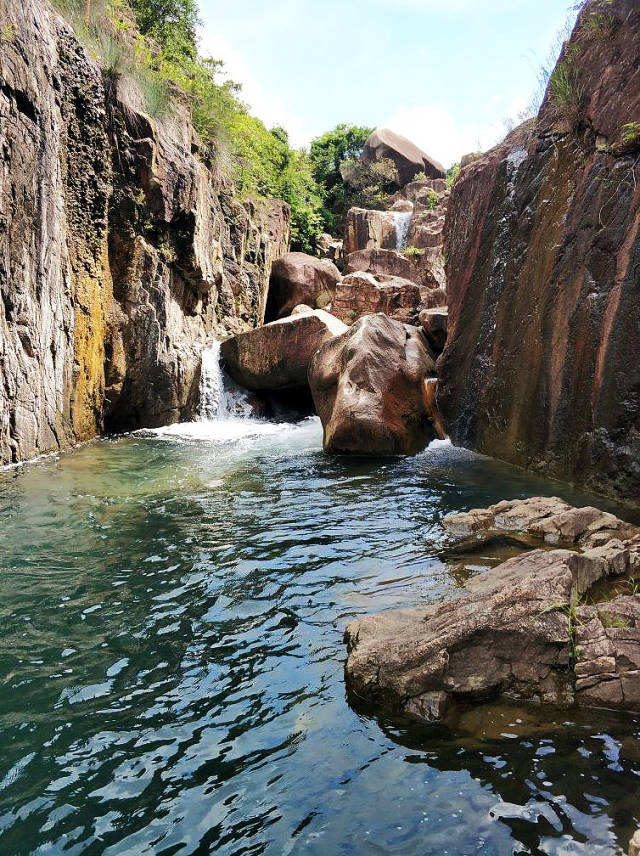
[0,418,637,855]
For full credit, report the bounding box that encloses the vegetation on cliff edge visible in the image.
[51,0,427,251]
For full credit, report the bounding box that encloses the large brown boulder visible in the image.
[221,310,347,391]
[345,247,445,290]
[345,548,579,721]
[265,252,341,322]
[332,272,428,325]
[345,500,640,722]
[343,208,400,255]
[438,0,640,501]
[308,313,437,455]
[361,128,445,185]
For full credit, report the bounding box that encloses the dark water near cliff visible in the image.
[0,417,638,855]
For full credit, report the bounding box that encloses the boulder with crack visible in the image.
[221,309,347,391]
[309,313,437,455]
[331,272,431,326]
[346,539,640,721]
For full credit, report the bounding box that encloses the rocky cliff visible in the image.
[0,0,289,463]
[438,0,640,501]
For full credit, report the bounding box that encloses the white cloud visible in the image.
[380,103,511,167]
[198,32,310,147]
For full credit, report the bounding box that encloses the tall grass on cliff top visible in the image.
[51,0,323,252]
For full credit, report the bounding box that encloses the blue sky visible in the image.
[199,0,578,166]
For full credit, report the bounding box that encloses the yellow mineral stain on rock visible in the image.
[70,243,113,441]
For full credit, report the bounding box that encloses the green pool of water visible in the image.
[0,418,638,855]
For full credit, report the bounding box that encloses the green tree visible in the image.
[132,0,199,62]
[309,123,373,231]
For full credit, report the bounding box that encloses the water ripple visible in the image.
[0,420,638,854]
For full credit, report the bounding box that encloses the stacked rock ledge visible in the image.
[345,497,640,723]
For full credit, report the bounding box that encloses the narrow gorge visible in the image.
[1,0,639,853]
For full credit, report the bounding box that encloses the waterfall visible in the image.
[198,341,253,420]
[394,211,413,250]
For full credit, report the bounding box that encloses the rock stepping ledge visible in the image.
[345,497,640,723]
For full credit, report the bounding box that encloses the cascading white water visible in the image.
[152,341,321,442]
[198,341,253,420]
[394,211,413,250]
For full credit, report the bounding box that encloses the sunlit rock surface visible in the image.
[438,0,640,500]
[0,0,289,463]
[309,313,437,455]
[346,497,640,722]
[221,309,347,391]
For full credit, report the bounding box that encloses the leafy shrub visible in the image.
[425,189,439,210]
[621,122,640,148]
[549,52,585,120]
[446,163,460,188]
[580,10,617,40]
[402,246,424,258]
[308,124,373,232]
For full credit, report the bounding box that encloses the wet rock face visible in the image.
[438,0,640,501]
[0,0,112,464]
[345,497,640,722]
[0,0,289,461]
[265,253,341,322]
[308,313,437,455]
[221,310,347,391]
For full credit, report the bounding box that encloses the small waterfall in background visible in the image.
[394,211,413,250]
[198,341,254,420]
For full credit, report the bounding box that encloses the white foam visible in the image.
[198,341,254,420]
[149,416,323,448]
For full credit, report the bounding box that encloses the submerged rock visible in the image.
[345,497,640,723]
[361,128,445,184]
[221,310,347,391]
[308,313,437,455]
[265,252,341,322]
